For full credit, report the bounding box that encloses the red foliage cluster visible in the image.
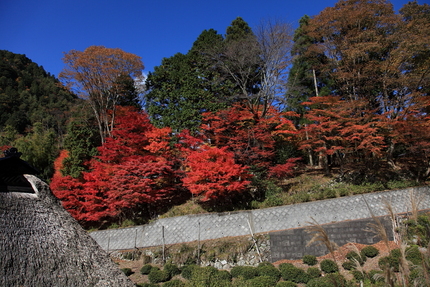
[183,146,252,201]
[201,103,297,169]
[51,105,300,224]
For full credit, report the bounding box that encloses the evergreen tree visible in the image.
[286,15,331,119]
[145,29,231,132]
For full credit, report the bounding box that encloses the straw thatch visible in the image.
[0,174,135,287]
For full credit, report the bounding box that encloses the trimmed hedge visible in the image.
[307,273,346,287]
[346,251,365,265]
[278,263,309,283]
[320,259,339,273]
[248,275,279,287]
[230,266,259,280]
[302,254,317,266]
[162,279,185,287]
[181,264,198,280]
[120,268,133,276]
[306,267,321,278]
[256,265,281,281]
[148,269,171,284]
[164,263,181,277]
[141,264,155,275]
[360,245,379,258]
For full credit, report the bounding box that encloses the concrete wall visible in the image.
[90,186,430,252]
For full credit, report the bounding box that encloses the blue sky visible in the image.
[1,0,420,78]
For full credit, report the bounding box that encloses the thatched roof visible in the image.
[0,174,135,287]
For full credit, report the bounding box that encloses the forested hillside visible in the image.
[1,0,429,229]
[0,50,78,179]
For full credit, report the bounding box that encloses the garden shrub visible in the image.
[406,245,423,265]
[308,273,348,287]
[342,261,355,270]
[230,266,258,280]
[214,270,232,281]
[181,264,197,280]
[279,263,299,281]
[276,281,297,287]
[278,263,309,283]
[351,270,365,281]
[148,269,171,284]
[256,265,281,281]
[121,268,133,276]
[257,262,275,268]
[302,254,317,266]
[346,251,365,265]
[137,283,159,287]
[306,267,321,278]
[378,248,401,272]
[320,259,339,273]
[367,269,383,284]
[306,277,333,287]
[360,245,379,258]
[141,264,154,275]
[164,263,181,277]
[162,279,185,287]
[248,275,279,287]
[189,266,230,287]
[293,269,310,284]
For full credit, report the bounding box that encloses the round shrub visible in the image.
[302,254,317,266]
[306,267,321,278]
[406,245,423,265]
[148,269,171,284]
[308,273,347,287]
[276,281,297,287]
[346,251,365,265]
[230,266,258,280]
[360,245,379,258]
[278,263,309,284]
[351,270,365,281]
[137,283,159,287]
[257,265,281,281]
[248,275,279,287]
[368,269,383,284]
[162,279,185,287]
[278,263,298,281]
[181,264,197,280]
[120,268,133,276]
[319,259,339,273]
[293,269,310,284]
[141,264,155,275]
[378,248,401,272]
[214,270,232,281]
[258,262,275,268]
[306,277,333,287]
[164,263,181,277]
[342,261,355,270]
[189,266,230,287]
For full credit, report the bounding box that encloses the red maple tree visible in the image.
[51,107,187,224]
[183,146,252,202]
[201,103,297,171]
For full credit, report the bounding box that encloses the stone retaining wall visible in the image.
[90,186,430,252]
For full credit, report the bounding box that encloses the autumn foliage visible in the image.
[51,107,187,224]
[183,146,252,202]
[49,1,430,226]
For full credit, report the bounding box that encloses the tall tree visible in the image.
[145,30,230,132]
[59,46,144,143]
[51,107,187,225]
[286,15,332,117]
[306,0,400,108]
